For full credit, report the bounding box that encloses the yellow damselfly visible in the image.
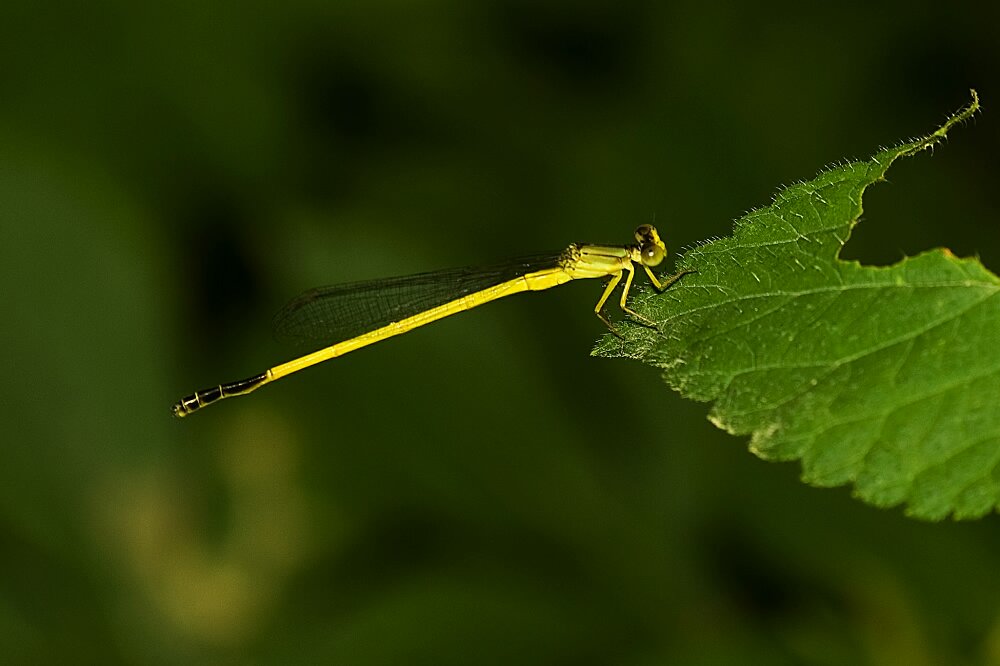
[172,224,692,417]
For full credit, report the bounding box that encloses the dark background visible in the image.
[2,1,998,664]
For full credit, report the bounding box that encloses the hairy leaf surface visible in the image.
[595,93,997,519]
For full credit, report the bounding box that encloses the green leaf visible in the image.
[595,91,997,520]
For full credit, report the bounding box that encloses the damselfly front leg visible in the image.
[644,266,697,292]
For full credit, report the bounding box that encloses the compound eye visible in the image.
[641,243,665,267]
[634,224,654,243]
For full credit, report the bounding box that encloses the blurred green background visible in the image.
[2,1,998,664]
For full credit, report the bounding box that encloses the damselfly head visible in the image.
[634,224,666,267]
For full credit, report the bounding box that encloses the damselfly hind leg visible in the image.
[594,271,625,338]
[597,310,624,338]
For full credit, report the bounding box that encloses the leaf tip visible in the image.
[898,89,981,158]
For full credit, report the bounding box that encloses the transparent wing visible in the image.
[273,253,563,348]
